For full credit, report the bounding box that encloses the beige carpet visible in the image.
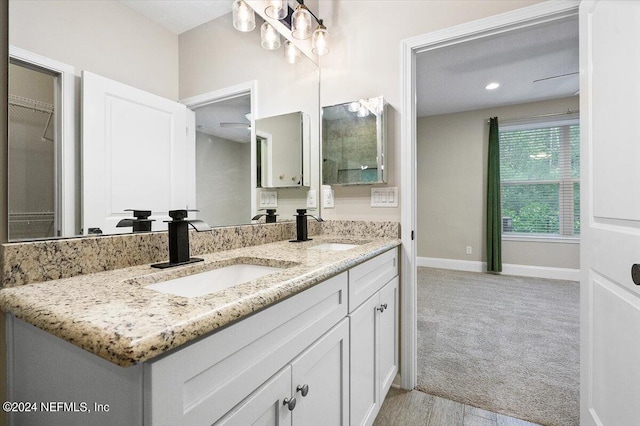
[416,267,579,426]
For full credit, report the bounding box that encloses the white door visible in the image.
[82,71,195,235]
[378,278,398,399]
[580,2,640,425]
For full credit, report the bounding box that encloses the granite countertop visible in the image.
[0,235,400,367]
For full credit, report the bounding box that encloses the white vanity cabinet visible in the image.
[5,247,399,426]
[348,249,399,426]
[216,319,349,426]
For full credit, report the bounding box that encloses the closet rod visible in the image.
[487,109,579,124]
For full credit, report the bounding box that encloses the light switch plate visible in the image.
[322,185,334,208]
[371,187,398,207]
[306,189,317,208]
[259,190,278,208]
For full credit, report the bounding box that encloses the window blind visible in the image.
[499,116,580,237]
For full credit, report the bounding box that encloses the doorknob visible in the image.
[631,264,640,285]
[297,384,309,397]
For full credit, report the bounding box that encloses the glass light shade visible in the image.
[233,0,255,32]
[265,0,287,20]
[312,22,329,55]
[261,22,281,50]
[284,40,300,64]
[291,4,312,39]
[357,105,370,118]
[348,101,360,112]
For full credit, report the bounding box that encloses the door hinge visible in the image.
[411,230,415,240]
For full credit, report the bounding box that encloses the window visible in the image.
[499,115,579,238]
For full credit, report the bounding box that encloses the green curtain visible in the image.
[487,117,502,273]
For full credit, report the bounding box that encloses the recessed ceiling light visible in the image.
[485,82,500,90]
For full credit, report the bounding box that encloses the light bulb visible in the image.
[261,22,281,50]
[265,0,287,20]
[312,21,329,55]
[233,0,255,32]
[291,3,312,39]
[357,106,370,118]
[284,40,300,64]
[348,102,360,112]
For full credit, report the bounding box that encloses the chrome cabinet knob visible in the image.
[297,384,309,397]
[283,397,296,411]
[632,264,640,285]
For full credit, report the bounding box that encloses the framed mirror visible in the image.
[256,111,310,188]
[322,96,387,185]
[7,0,320,240]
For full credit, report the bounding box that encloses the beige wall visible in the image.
[318,0,542,221]
[179,12,320,220]
[9,0,178,100]
[417,96,580,269]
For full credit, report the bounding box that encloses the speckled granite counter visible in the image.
[0,234,400,367]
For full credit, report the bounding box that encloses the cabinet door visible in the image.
[349,294,380,426]
[291,319,349,426]
[215,367,293,426]
[378,277,399,398]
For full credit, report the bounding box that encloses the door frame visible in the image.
[181,81,258,217]
[399,0,580,390]
[8,46,76,237]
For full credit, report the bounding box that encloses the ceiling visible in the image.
[119,0,233,34]
[194,95,252,143]
[416,15,579,117]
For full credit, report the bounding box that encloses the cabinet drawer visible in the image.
[144,272,348,426]
[348,248,398,312]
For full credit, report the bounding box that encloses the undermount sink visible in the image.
[310,243,360,251]
[145,262,286,298]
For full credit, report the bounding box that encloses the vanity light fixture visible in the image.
[261,22,281,50]
[291,1,313,39]
[284,40,300,64]
[312,19,329,55]
[265,0,288,20]
[233,0,256,32]
[348,102,360,112]
[485,82,500,90]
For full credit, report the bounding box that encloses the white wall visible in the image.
[318,0,542,221]
[196,132,251,227]
[9,0,179,100]
[417,96,580,269]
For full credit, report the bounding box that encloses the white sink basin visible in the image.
[310,243,359,251]
[146,263,284,298]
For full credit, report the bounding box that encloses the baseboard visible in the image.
[417,257,580,281]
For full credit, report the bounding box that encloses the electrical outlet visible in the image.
[322,185,334,208]
[466,246,472,255]
[306,189,317,208]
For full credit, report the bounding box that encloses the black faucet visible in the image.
[252,209,278,223]
[116,209,155,233]
[151,209,212,269]
[290,209,323,243]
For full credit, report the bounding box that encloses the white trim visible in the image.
[503,234,580,244]
[417,256,580,281]
[181,81,258,217]
[400,0,580,391]
[9,46,76,237]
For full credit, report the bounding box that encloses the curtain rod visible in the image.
[487,109,579,124]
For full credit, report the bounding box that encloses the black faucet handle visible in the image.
[168,209,199,221]
[125,209,152,219]
[296,209,307,215]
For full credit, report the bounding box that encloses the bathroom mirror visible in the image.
[322,97,388,185]
[256,111,310,188]
[7,0,319,240]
